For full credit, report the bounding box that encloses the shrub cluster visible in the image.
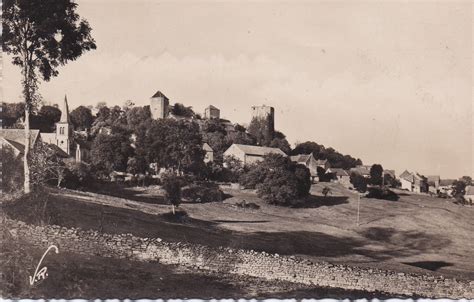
[366,187,399,201]
[239,154,311,206]
[182,181,224,203]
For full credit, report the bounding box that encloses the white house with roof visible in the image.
[399,170,427,193]
[327,168,351,187]
[464,186,474,203]
[223,144,286,166]
[290,153,331,181]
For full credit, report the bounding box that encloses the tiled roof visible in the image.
[2,138,25,154]
[0,129,40,147]
[399,170,414,182]
[206,105,219,110]
[315,159,328,165]
[328,168,349,176]
[290,154,311,163]
[203,143,213,152]
[231,144,286,157]
[426,175,440,182]
[439,179,456,186]
[151,91,169,99]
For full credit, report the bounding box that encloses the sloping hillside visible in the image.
[3,183,473,280]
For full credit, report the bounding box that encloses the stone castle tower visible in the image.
[150,91,169,119]
[251,105,275,133]
[56,95,72,155]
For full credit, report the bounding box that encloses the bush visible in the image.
[366,187,399,201]
[350,172,368,192]
[239,163,265,189]
[240,154,311,206]
[182,181,224,203]
[62,161,94,189]
[161,172,188,212]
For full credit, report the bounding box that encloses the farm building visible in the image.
[223,144,286,166]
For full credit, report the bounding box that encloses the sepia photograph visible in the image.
[1,0,473,299]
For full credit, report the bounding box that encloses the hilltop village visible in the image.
[2,90,472,203]
[3,89,474,300]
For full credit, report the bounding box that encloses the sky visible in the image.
[2,0,473,178]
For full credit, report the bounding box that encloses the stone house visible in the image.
[426,175,441,194]
[464,185,474,203]
[223,143,286,166]
[438,179,455,196]
[327,168,351,187]
[399,170,427,193]
[290,153,318,179]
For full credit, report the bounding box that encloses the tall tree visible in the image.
[370,164,384,186]
[139,119,204,174]
[70,105,94,130]
[3,0,96,193]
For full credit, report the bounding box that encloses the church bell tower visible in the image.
[56,95,72,155]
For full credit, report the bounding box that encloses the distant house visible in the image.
[204,105,220,120]
[464,186,474,203]
[350,165,371,178]
[439,179,456,196]
[399,170,427,193]
[426,175,441,194]
[203,143,214,163]
[327,168,351,187]
[290,153,328,180]
[223,143,286,166]
[399,170,414,191]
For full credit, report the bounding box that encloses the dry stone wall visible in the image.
[3,218,473,298]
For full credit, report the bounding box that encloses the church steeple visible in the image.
[60,95,70,123]
[56,94,72,155]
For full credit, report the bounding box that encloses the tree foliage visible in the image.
[240,154,311,206]
[90,132,134,177]
[0,102,25,128]
[161,172,187,213]
[29,142,67,187]
[291,141,362,169]
[350,172,368,192]
[370,164,384,186]
[3,0,96,193]
[171,103,194,117]
[138,119,204,173]
[248,116,274,146]
[70,105,94,130]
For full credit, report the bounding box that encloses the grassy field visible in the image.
[3,182,474,283]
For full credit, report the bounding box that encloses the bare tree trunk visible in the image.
[24,108,31,193]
